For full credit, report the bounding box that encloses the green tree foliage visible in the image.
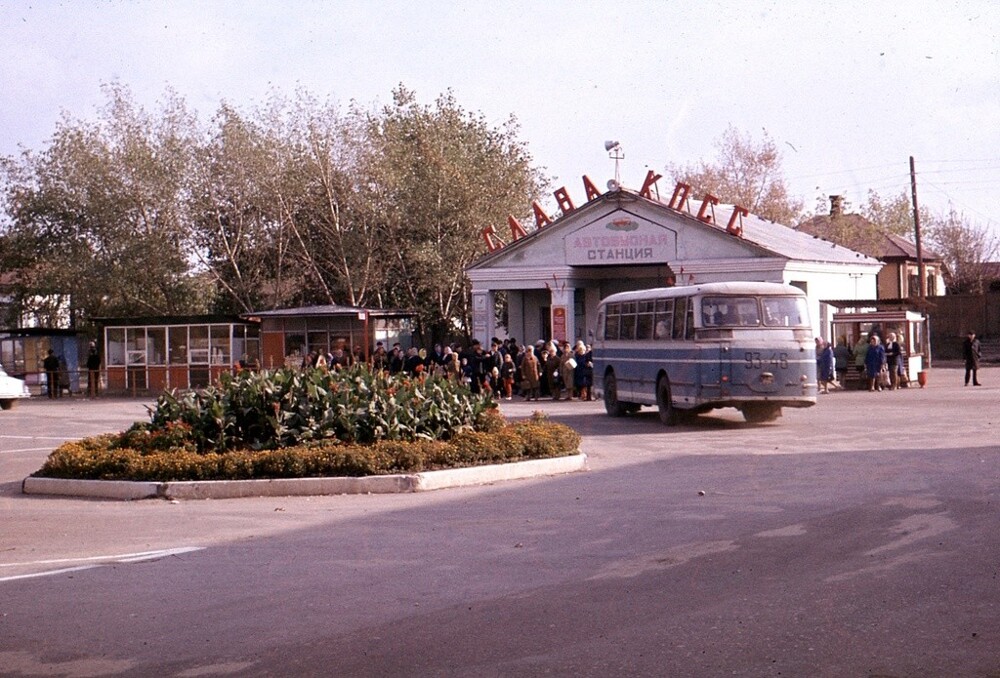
[275,90,392,309]
[860,189,921,237]
[803,193,891,257]
[1,84,544,335]
[188,102,296,313]
[364,87,545,343]
[809,189,934,258]
[667,125,804,225]
[0,83,213,324]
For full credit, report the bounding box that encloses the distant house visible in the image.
[871,232,945,299]
[796,196,944,300]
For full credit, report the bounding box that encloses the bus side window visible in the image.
[604,304,620,340]
[672,297,687,340]
[621,301,637,340]
[654,300,673,340]
[636,301,655,340]
[685,302,696,339]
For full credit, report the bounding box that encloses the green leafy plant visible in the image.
[145,365,496,453]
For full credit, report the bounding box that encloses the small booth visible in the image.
[251,305,415,369]
[98,315,261,394]
[828,307,931,384]
[0,328,84,395]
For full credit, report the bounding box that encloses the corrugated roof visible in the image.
[718,205,879,264]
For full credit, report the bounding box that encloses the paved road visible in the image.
[1,367,998,676]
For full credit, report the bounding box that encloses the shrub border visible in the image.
[22,453,589,500]
[33,415,581,483]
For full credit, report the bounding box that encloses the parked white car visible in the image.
[0,363,31,410]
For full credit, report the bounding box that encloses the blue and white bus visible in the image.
[592,282,817,424]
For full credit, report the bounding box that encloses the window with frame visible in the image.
[189,326,210,365]
[232,325,261,363]
[654,299,673,340]
[210,325,231,365]
[106,328,126,366]
[702,296,761,327]
[147,328,166,365]
[620,301,637,340]
[672,297,687,340]
[636,300,655,340]
[125,328,146,365]
[604,304,620,340]
[761,297,807,327]
[169,327,188,365]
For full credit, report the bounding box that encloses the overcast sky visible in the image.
[2,1,998,230]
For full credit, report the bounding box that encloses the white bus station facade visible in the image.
[466,179,882,346]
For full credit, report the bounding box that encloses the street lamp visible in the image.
[604,140,623,187]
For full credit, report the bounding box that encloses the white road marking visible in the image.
[0,435,71,440]
[0,565,100,583]
[0,547,204,583]
[0,447,59,454]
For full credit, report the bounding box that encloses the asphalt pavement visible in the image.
[1,365,998,677]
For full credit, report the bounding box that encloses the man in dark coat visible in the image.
[86,342,101,397]
[963,331,982,386]
[468,341,489,394]
[43,349,60,399]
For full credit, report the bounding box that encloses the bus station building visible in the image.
[466,178,883,347]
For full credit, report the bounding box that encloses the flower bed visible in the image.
[32,366,580,482]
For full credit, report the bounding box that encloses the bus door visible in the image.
[695,298,731,400]
[717,344,733,399]
[695,344,730,400]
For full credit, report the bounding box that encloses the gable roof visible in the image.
[469,188,878,269]
[879,232,941,261]
[736,206,877,264]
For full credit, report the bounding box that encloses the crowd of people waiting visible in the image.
[295,337,596,401]
[814,331,909,393]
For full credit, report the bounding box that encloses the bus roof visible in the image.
[599,282,806,305]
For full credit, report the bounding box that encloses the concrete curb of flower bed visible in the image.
[21,453,588,501]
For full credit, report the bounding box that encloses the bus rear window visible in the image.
[762,297,809,327]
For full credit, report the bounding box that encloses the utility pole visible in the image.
[910,156,926,301]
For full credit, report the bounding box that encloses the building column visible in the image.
[549,286,574,344]
[472,289,496,346]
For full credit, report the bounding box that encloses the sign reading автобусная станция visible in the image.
[565,219,676,265]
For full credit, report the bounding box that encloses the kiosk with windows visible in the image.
[829,309,930,384]
[100,315,260,394]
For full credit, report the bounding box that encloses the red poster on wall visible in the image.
[552,306,567,342]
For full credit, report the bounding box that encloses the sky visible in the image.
[2,0,999,231]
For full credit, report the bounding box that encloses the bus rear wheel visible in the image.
[741,403,782,423]
[656,376,680,426]
[604,372,627,417]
